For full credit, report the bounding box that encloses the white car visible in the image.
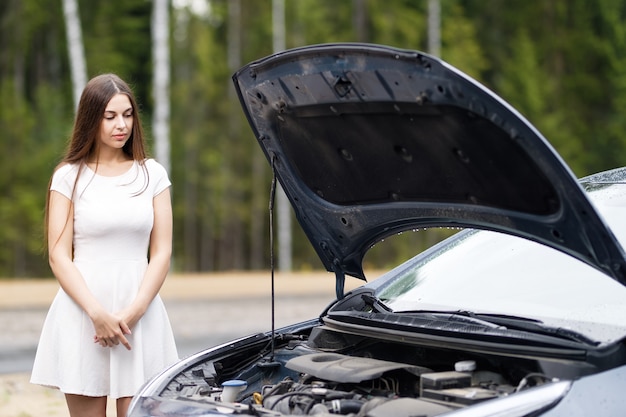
[128,43,626,417]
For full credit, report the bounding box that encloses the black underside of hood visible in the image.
[232,43,626,287]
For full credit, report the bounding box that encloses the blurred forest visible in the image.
[2,0,626,278]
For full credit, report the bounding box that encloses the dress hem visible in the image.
[30,379,135,399]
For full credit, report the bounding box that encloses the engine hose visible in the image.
[329,399,364,414]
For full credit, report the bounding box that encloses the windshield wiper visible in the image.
[401,309,507,329]
[469,312,599,345]
[332,291,598,346]
[361,294,394,313]
[359,298,507,329]
[400,310,598,345]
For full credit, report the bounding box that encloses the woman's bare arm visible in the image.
[118,187,173,329]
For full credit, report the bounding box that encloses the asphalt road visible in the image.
[0,272,370,374]
[0,295,338,374]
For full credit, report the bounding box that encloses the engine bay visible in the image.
[138,323,617,417]
[255,352,517,416]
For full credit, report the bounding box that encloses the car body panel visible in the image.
[540,364,626,417]
[232,43,626,285]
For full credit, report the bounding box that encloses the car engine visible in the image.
[253,352,517,416]
[144,325,577,417]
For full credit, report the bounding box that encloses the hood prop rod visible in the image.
[262,155,280,367]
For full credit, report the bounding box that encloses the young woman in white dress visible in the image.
[31,73,178,417]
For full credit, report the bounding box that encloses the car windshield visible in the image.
[376,176,626,345]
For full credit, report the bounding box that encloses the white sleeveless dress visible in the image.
[30,159,179,399]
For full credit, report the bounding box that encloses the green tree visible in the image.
[0,0,71,277]
[465,0,626,176]
[2,0,626,277]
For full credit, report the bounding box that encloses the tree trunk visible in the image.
[272,0,292,272]
[427,0,441,57]
[152,0,170,173]
[353,0,368,41]
[62,0,87,110]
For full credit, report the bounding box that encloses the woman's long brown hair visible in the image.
[44,74,150,254]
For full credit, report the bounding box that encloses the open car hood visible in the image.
[232,43,626,290]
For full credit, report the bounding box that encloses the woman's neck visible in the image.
[90,148,131,164]
[88,150,134,176]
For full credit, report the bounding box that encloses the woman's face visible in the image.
[98,93,134,151]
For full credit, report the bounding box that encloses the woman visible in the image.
[31,73,178,417]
